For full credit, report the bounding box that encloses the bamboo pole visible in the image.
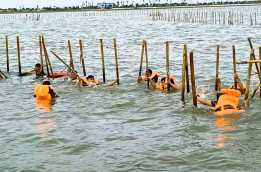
[0,69,8,79]
[237,60,261,64]
[39,36,44,73]
[51,51,80,78]
[232,45,237,89]
[42,37,54,80]
[100,39,106,83]
[79,40,86,76]
[190,52,197,107]
[184,45,190,93]
[248,38,261,84]
[68,40,74,70]
[144,40,149,89]
[6,36,9,72]
[244,50,254,102]
[259,47,261,98]
[138,40,145,77]
[215,45,220,91]
[17,36,21,74]
[181,47,186,101]
[166,41,170,91]
[114,38,120,85]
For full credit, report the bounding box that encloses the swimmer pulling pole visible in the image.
[42,36,54,80]
[190,52,197,107]
[138,40,145,78]
[17,36,22,74]
[215,45,220,91]
[144,40,149,89]
[181,46,186,101]
[114,38,120,85]
[100,39,106,83]
[79,40,86,76]
[68,40,75,70]
[232,45,237,89]
[6,36,9,72]
[244,49,254,103]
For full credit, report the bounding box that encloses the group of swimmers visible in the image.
[1,63,250,116]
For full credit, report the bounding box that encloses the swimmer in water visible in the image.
[77,75,119,87]
[137,69,161,86]
[19,63,45,77]
[34,81,58,99]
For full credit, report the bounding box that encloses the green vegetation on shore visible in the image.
[0,1,260,14]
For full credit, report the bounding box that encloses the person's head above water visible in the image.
[87,75,95,82]
[71,70,78,80]
[34,63,41,73]
[43,81,51,85]
[146,69,152,77]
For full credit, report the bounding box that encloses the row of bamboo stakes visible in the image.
[138,40,197,106]
[151,7,259,25]
[2,35,261,106]
[2,35,120,85]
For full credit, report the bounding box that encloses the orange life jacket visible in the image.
[82,77,99,86]
[34,84,56,100]
[157,76,176,91]
[213,89,243,116]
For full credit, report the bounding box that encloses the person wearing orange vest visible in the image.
[196,87,245,116]
[137,69,161,85]
[77,75,119,87]
[34,81,57,100]
[150,76,180,91]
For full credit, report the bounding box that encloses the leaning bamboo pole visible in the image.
[79,40,86,76]
[39,36,44,73]
[145,40,149,89]
[138,40,145,78]
[42,36,54,80]
[190,52,197,107]
[68,40,74,70]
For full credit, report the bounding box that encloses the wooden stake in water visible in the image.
[190,52,197,107]
[39,36,44,73]
[79,40,86,76]
[244,50,254,102]
[114,38,120,85]
[5,36,9,72]
[144,40,149,89]
[248,38,261,86]
[42,37,53,79]
[184,45,190,93]
[166,41,170,91]
[215,45,220,91]
[17,36,21,74]
[68,40,74,70]
[181,47,186,102]
[100,39,106,83]
[259,47,261,98]
[232,45,237,89]
[138,40,145,78]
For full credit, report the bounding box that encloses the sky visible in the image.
[0,0,243,9]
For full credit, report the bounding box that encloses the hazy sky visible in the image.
[0,0,191,9]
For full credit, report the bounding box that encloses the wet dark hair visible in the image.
[43,81,51,85]
[87,75,94,79]
[35,63,41,68]
[161,77,166,82]
[147,69,152,74]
